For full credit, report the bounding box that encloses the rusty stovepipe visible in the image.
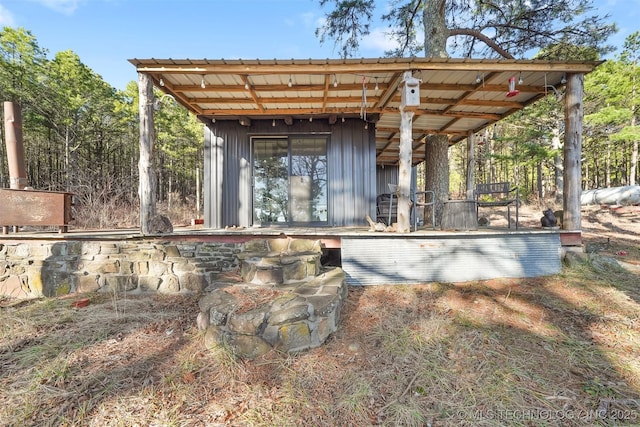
[3,101,28,189]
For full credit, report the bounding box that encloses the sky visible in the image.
[0,0,638,91]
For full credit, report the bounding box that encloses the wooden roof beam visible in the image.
[376,129,466,141]
[241,75,265,113]
[170,82,392,93]
[375,72,403,109]
[158,89,203,116]
[191,95,384,104]
[187,92,523,115]
[322,75,331,112]
[425,110,501,120]
[200,106,501,120]
[376,135,396,161]
[162,81,556,99]
[190,95,522,110]
[133,59,600,75]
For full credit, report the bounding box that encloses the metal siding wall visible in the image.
[327,126,345,225]
[204,122,249,228]
[203,125,225,228]
[375,167,418,193]
[342,233,562,285]
[203,127,212,228]
[227,126,250,227]
[376,166,398,195]
[327,120,376,226]
[361,126,377,224]
[333,125,353,226]
[203,118,376,228]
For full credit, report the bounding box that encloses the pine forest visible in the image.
[1,27,639,229]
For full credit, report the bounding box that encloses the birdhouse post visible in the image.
[396,71,421,232]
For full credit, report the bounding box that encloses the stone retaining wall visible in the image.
[0,239,243,299]
[1,237,349,358]
[238,238,323,285]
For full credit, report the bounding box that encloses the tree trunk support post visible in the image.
[398,105,413,232]
[563,73,584,231]
[138,73,157,235]
[397,71,418,233]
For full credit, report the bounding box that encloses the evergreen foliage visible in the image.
[0,23,638,229]
[0,26,204,228]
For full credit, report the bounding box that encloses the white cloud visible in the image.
[0,3,16,27]
[300,11,316,27]
[28,0,84,15]
[284,11,322,29]
[361,27,400,53]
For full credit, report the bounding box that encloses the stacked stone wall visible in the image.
[0,240,242,299]
[1,237,349,358]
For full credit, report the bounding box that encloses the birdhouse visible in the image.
[401,73,421,107]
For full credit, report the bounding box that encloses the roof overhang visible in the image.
[129,57,601,165]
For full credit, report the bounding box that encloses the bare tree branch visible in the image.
[448,28,514,59]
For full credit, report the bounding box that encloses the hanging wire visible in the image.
[360,76,367,121]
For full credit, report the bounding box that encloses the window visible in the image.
[252,136,328,225]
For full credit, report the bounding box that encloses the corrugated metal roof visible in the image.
[129,57,601,166]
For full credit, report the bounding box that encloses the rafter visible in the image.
[134,57,599,166]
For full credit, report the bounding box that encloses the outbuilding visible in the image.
[130,57,596,235]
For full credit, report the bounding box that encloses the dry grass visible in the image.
[2,205,640,426]
[73,192,199,230]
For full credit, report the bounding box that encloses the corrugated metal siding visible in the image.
[204,121,251,228]
[341,233,562,285]
[204,118,376,228]
[328,122,376,226]
[376,166,419,195]
[376,166,398,194]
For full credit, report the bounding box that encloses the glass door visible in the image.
[253,138,289,224]
[253,136,328,225]
[290,137,327,223]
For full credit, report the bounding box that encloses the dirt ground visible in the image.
[520,203,640,258]
[1,203,640,426]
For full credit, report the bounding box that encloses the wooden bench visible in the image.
[475,182,519,229]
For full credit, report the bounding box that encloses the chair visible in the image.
[375,193,394,225]
[414,190,436,230]
[387,184,398,226]
[474,182,519,229]
[374,184,401,226]
[376,184,433,230]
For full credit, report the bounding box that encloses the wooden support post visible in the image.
[138,73,157,234]
[396,70,419,233]
[397,105,413,233]
[466,129,475,200]
[563,73,584,231]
